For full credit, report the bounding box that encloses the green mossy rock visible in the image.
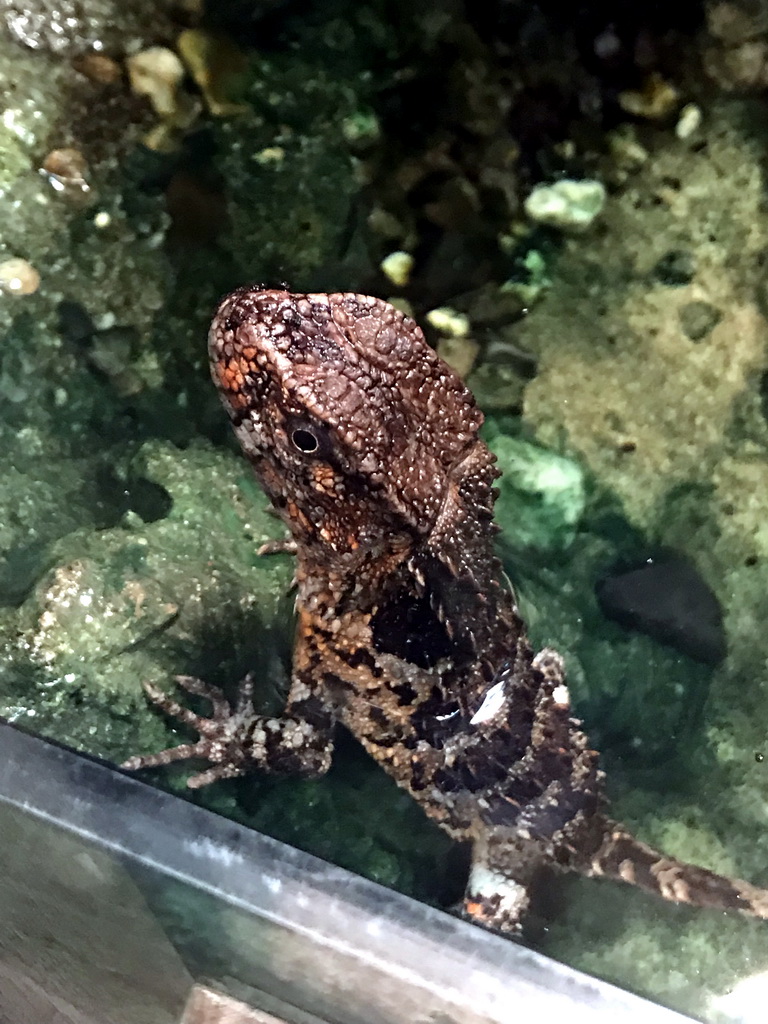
[490,434,586,554]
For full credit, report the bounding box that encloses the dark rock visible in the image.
[678,300,722,341]
[596,554,726,665]
[653,249,696,285]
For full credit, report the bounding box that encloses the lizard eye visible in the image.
[291,428,319,453]
[285,415,334,458]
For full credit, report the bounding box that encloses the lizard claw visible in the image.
[257,537,298,557]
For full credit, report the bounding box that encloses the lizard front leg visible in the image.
[122,662,335,789]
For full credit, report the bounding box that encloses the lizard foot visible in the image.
[257,537,298,557]
[122,673,258,788]
[123,671,333,788]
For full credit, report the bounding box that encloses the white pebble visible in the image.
[425,306,470,338]
[676,103,702,140]
[524,179,606,233]
[127,47,185,117]
[0,258,40,295]
[380,250,414,287]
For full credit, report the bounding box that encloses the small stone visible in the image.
[463,283,530,325]
[0,258,40,295]
[127,47,185,118]
[608,127,649,172]
[654,249,696,285]
[41,148,90,197]
[388,297,414,317]
[57,299,94,344]
[707,2,768,45]
[594,25,622,59]
[424,177,480,230]
[425,307,470,338]
[679,301,722,341]
[177,29,249,116]
[500,249,551,308]
[676,103,702,139]
[619,72,680,120]
[524,179,606,233]
[380,251,414,288]
[254,147,285,166]
[704,39,768,90]
[368,205,406,240]
[88,327,135,378]
[342,111,381,148]
[466,362,526,411]
[72,52,122,84]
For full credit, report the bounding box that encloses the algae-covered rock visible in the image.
[521,101,768,532]
[0,4,170,354]
[0,439,293,762]
[489,434,586,554]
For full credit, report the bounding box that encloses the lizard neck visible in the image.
[419,437,530,697]
[294,532,414,623]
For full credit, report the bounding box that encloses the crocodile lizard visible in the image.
[124,287,768,932]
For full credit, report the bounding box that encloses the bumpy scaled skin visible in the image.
[125,288,768,932]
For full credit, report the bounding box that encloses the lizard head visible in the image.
[209,288,488,556]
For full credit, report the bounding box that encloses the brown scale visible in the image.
[124,288,768,933]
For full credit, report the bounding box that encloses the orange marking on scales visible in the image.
[215,360,249,408]
[310,464,340,495]
[286,501,313,533]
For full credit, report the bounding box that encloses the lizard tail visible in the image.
[588,821,768,919]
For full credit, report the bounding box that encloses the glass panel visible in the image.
[0,724,691,1024]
